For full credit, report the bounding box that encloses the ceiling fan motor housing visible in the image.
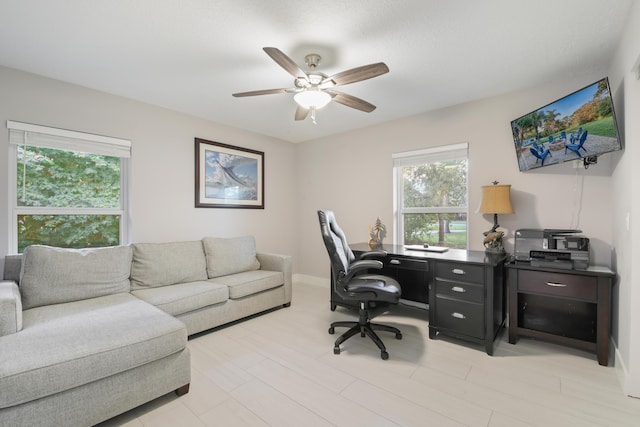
[304,53,321,69]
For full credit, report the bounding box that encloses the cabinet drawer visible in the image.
[434,297,484,338]
[385,257,429,271]
[518,270,597,301]
[435,279,484,303]
[435,261,484,284]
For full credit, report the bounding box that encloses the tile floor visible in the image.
[99,278,640,426]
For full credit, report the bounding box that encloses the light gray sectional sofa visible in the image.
[0,236,292,426]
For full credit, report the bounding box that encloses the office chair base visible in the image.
[329,321,402,360]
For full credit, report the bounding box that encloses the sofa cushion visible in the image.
[209,270,284,299]
[19,245,132,310]
[0,293,186,409]
[2,254,22,283]
[131,280,229,316]
[203,236,261,278]
[130,241,207,290]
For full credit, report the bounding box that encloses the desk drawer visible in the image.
[385,257,429,271]
[435,261,484,284]
[518,270,597,301]
[434,280,484,303]
[434,297,484,338]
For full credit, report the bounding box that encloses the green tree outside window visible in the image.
[16,146,122,252]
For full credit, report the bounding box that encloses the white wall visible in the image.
[609,0,640,398]
[0,66,298,263]
[297,79,616,279]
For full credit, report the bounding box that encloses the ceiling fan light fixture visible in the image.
[294,87,331,109]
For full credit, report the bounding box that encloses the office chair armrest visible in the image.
[343,259,383,282]
[357,250,387,260]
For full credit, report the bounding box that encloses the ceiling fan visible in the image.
[232,47,389,124]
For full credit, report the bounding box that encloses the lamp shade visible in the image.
[479,184,514,214]
[294,87,332,109]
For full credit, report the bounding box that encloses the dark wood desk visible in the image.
[506,262,615,366]
[332,243,508,355]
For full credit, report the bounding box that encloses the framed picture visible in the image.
[195,138,264,208]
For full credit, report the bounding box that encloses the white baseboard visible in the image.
[293,274,328,288]
[612,338,640,398]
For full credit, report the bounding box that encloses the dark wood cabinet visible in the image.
[428,252,508,356]
[506,262,615,366]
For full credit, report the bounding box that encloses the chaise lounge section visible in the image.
[0,236,292,426]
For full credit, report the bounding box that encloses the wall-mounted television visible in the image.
[511,77,622,172]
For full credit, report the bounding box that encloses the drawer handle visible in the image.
[451,286,466,293]
[545,282,567,287]
[390,259,401,265]
[452,268,465,275]
[451,312,466,319]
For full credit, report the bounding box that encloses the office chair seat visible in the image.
[344,275,401,303]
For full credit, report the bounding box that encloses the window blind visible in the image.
[7,120,131,158]
[392,142,468,167]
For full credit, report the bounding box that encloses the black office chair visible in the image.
[317,210,402,360]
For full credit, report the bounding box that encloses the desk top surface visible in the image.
[350,243,509,266]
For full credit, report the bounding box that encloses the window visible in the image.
[7,121,131,253]
[393,143,468,249]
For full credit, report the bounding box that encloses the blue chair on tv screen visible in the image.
[530,146,551,165]
[565,130,588,157]
[569,127,583,144]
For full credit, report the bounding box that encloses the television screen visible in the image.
[511,77,622,172]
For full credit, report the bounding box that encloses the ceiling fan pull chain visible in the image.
[311,106,318,125]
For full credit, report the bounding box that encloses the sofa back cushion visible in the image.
[130,240,207,290]
[203,236,261,278]
[2,254,23,283]
[19,245,133,310]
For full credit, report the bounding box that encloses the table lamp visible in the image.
[479,181,514,253]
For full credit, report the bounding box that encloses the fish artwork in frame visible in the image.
[195,138,264,208]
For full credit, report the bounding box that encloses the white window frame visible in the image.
[6,121,132,253]
[392,142,469,247]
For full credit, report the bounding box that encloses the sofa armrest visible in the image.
[0,280,23,336]
[256,253,292,304]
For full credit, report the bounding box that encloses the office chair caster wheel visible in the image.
[334,346,340,355]
[381,351,389,360]
[328,327,335,334]
[396,332,403,339]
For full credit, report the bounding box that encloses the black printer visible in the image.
[514,229,590,270]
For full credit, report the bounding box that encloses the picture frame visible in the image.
[195,138,264,208]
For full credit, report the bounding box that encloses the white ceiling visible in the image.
[0,0,633,143]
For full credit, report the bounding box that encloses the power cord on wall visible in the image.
[570,164,584,230]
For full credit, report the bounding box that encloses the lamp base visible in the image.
[484,245,506,254]
[483,229,505,253]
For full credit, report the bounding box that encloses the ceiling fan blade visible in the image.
[326,90,376,112]
[294,105,309,121]
[263,47,308,81]
[324,62,389,87]
[232,88,289,97]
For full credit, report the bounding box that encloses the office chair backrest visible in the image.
[318,210,356,283]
